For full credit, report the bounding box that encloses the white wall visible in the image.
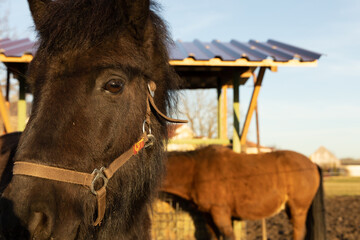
[344,165,360,177]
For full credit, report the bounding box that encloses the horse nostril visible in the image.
[28,211,52,239]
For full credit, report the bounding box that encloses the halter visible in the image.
[12,81,187,226]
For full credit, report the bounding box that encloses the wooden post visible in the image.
[6,69,10,102]
[18,76,27,131]
[232,73,246,240]
[240,67,266,147]
[253,72,260,153]
[0,86,13,133]
[232,74,241,153]
[252,72,267,240]
[262,218,267,240]
[217,81,228,140]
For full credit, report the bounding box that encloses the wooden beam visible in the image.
[1,54,318,67]
[0,54,33,63]
[240,67,266,147]
[6,69,10,101]
[221,84,228,139]
[18,76,27,131]
[262,218,267,240]
[232,74,241,153]
[217,81,228,140]
[253,72,261,153]
[0,86,13,133]
[170,57,318,67]
[0,53,318,68]
[168,138,230,145]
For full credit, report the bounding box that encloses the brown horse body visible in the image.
[163,145,326,240]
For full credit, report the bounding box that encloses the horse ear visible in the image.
[126,0,151,39]
[27,0,51,28]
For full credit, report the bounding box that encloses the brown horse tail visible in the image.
[305,165,327,240]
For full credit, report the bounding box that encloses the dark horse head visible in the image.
[0,0,180,239]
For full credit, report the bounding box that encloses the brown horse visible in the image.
[162,145,326,240]
[0,0,182,239]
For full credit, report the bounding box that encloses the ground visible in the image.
[246,196,360,240]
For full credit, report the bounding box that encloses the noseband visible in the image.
[12,81,187,226]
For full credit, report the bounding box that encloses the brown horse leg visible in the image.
[289,209,308,240]
[210,206,235,240]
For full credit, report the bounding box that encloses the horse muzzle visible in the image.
[0,176,81,240]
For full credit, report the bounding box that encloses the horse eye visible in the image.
[104,79,124,94]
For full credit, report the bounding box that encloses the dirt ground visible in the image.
[246,196,360,240]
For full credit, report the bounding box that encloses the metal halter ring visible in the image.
[142,120,151,134]
[90,167,109,195]
[145,134,156,148]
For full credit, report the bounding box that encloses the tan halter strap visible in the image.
[13,133,148,226]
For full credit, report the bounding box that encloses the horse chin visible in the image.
[50,221,81,240]
[0,197,29,239]
[0,197,82,240]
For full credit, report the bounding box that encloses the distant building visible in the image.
[341,159,360,177]
[167,124,197,152]
[167,124,274,154]
[343,165,360,177]
[310,146,341,168]
[168,124,195,140]
[243,141,274,154]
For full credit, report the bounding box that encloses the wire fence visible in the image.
[151,193,216,240]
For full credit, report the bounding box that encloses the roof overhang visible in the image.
[1,38,322,89]
[170,57,318,67]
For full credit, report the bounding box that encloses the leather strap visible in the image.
[147,92,187,124]
[103,134,147,179]
[13,134,147,226]
[13,161,94,186]
[147,81,188,124]
[93,187,106,226]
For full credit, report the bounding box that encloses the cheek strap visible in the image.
[147,81,188,124]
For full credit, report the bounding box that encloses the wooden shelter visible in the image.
[168,39,321,152]
[0,38,321,153]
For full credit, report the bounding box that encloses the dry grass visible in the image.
[323,176,360,197]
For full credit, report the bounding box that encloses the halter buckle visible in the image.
[90,167,108,195]
[145,134,156,148]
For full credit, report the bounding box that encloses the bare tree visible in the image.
[0,0,11,39]
[180,90,218,138]
[0,0,18,91]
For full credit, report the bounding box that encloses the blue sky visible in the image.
[1,0,360,159]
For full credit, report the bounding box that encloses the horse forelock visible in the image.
[35,1,163,53]
[36,0,122,50]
